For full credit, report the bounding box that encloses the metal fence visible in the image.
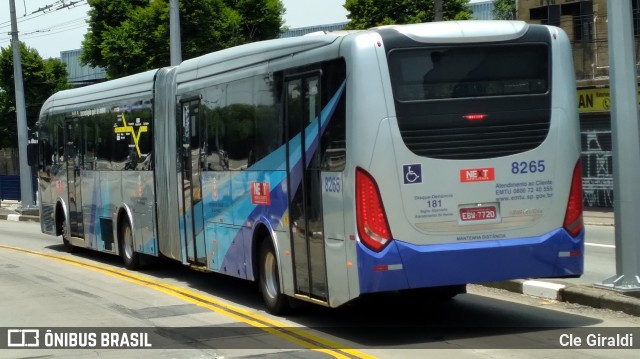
[0,175,37,202]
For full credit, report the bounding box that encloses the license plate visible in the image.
[459,205,498,222]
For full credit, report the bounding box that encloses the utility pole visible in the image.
[598,0,640,291]
[434,0,443,21]
[170,0,182,66]
[9,0,35,209]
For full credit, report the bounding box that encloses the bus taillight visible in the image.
[356,168,393,252]
[463,113,488,121]
[563,160,583,237]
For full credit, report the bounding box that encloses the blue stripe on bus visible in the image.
[82,172,114,251]
[84,79,344,268]
[320,81,345,133]
[216,81,346,276]
[356,228,584,293]
[248,81,346,172]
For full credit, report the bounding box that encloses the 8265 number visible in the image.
[324,176,341,193]
[511,160,546,174]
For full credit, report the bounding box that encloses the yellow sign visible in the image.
[576,88,640,113]
[577,88,612,113]
[114,113,148,158]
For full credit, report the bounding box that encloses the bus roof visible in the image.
[38,21,535,120]
[379,20,530,43]
[176,35,344,84]
[39,69,158,118]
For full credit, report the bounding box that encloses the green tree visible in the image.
[492,0,516,20]
[179,0,243,59]
[96,1,174,78]
[0,42,70,148]
[226,0,286,42]
[81,0,284,79]
[80,0,149,75]
[344,0,471,30]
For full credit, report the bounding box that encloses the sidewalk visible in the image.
[0,200,40,222]
[583,207,615,226]
[1,202,636,317]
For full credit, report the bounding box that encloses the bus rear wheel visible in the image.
[120,221,139,270]
[259,240,288,315]
[60,216,74,253]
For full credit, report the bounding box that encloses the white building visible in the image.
[469,0,496,20]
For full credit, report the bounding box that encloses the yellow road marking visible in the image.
[0,244,376,359]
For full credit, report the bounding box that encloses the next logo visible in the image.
[460,168,495,183]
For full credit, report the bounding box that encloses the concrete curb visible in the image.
[584,221,615,227]
[0,214,40,222]
[482,280,640,317]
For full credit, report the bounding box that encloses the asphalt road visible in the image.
[0,220,638,358]
[567,225,616,285]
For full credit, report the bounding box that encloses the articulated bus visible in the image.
[35,21,583,314]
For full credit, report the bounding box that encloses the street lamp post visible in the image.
[9,0,35,210]
[170,0,182,66]
[598,0,640,292]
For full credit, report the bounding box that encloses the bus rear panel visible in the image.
[352,22,583,294]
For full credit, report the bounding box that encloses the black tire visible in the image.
[409,285,466,303]
[433,284,466,301]
[60,216,74,253]
[120,221,139,270]
[259,240,288,315]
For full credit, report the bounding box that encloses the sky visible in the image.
[0,0,350,59]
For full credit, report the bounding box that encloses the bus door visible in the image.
[285,75,329,302]
[179,99,206,265]
[65,117,84,239]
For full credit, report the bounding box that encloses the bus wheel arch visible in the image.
[117,208,139,270]
[251,224,270,281]
[55,200,73,253]
[253,224,289,315]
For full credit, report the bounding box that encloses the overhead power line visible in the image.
[0,0,87,30]
[31,0,86,14]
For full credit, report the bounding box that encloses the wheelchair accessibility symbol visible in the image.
[403,164,422,184]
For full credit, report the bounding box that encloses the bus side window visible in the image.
[95,113,112,170]
[36,125,53,169]
[321,59,347,172]
[252,73,282,167]
[224,78,254,170]
[39,140,53,168]
[83,120,96,171]
[203,85,228,171]
[54,120,65,164]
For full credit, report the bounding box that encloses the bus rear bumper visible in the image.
[356,228,584,294]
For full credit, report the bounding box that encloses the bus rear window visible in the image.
[388,44,549,101]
